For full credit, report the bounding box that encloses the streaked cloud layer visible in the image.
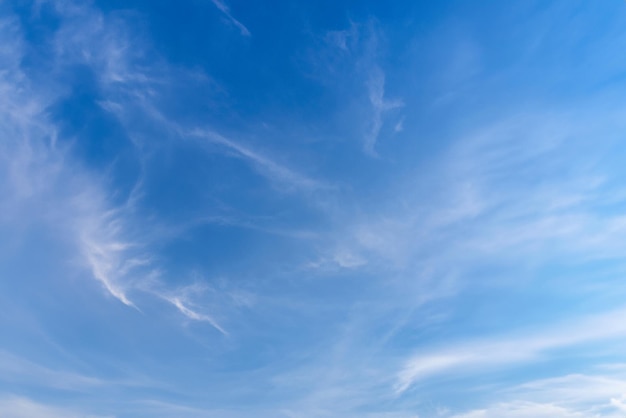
[2,1,626,417]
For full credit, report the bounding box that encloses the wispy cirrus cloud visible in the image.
[323,104,626,282]
[0,1,238,328]
[447,371,626,417]
[395,307,626,393]
[449,401,587,418]
[73,192,148,309]
[0,396,113,418]
[210,0,250,36]
[298,103,626,411]
[168,296,227,334]
[364,66,404,155]
[150,283,228,335]
[189,129,329,193]
[12,0,331,339]
[0,26,150,308]
[313,21,405,155]
[5,1,626,417]
[351,23,404,156]
[98,93,330,197]
[0,350,104,391]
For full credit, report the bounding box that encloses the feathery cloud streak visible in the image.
[211,0,250,36]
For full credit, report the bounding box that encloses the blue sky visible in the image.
[2,0,626,417]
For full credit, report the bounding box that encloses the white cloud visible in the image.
[449,401,586,418]
[210,0,250,36]
[0,2,237,326]
[189,129,328,193]
[394,116,405,133]
[0,9,134,307]
[4,3,626,417]
[159,285,228,335]
[50,0,157,87]
[364,67,404,155]
[75,196,143,308]
[322,106,626,296]
[446,371,626,418]
[0,350,104,390]
[512,373,626,405]
[314,21,404,155]
[332,249,367,268]
[610,396,626,413]
[0,396,112,418]
[396,307,626,393]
